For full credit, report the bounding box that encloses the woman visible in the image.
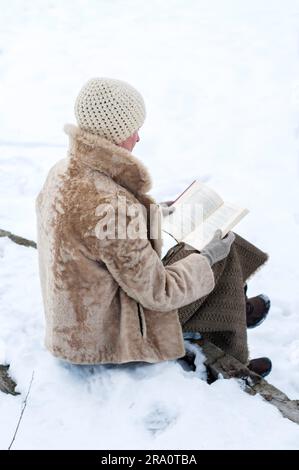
[36,77,271,376]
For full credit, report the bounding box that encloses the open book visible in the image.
[161,180,249,251]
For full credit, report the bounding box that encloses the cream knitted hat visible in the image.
[74,77,146,144]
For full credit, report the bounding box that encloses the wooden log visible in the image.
[192,339,299,425]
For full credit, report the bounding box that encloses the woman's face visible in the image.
[119,130,140,151]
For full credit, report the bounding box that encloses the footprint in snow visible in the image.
[144,403,178,436]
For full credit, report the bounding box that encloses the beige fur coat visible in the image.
[36,124,215,364]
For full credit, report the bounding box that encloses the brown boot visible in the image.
[248,357,272,377]
[246,294,271,329]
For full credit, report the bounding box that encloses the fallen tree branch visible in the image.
[193,339,299,425]
[0,228,36,249]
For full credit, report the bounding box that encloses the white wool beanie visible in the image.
[74,77,146,144]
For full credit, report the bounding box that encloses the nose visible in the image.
[136,132,140,142]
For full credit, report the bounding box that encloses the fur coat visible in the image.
[35,124,215,364]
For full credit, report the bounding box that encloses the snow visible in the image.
[1,0,299,450]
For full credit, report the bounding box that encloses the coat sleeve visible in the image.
[92,196,215,312]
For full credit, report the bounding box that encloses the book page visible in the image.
[183,202,249,251]
[162,180,224,241]
[162,203,204,242]
[172,180,224,220]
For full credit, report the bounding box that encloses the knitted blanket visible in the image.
[162,234,269,364]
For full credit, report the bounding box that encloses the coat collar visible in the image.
[64,124,152,195]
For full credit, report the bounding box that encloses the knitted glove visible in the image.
[201,230,235,266]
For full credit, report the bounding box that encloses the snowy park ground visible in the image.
[1,0,299,449]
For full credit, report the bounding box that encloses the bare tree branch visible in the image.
[8,371,35,450]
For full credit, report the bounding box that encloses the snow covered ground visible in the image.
[1,0,299,449]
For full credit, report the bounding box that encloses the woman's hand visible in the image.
[200,230,235,266]
[159,200,175,216]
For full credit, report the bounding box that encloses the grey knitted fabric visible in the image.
[162,233,269,364]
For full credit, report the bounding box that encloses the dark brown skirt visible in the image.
[162,234,269,363]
